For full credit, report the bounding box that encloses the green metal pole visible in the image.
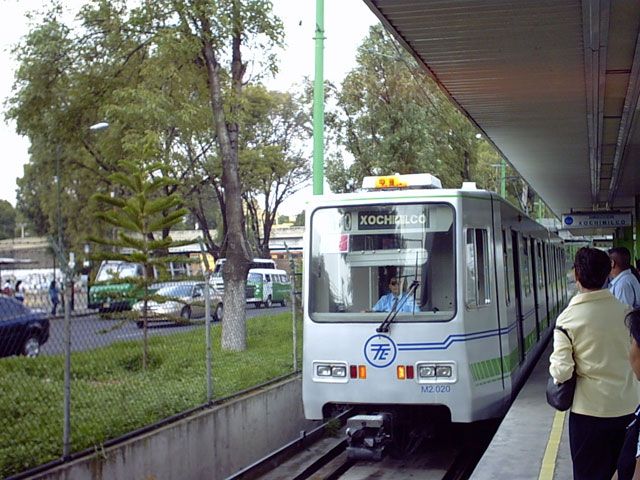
[312,0,325,195]
[500,158,506,198]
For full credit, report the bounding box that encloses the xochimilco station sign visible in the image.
[561,212,632,229]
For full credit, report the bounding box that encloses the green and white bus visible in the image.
[246,268,291,308]
[88,258,196,313]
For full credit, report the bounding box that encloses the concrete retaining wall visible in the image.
[33,375,314,480]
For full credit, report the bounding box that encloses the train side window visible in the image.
[537,243,544,288]
[476,229,491,305]
[465,228,491,308]
[465,230,477,306]
[521,239,531,296]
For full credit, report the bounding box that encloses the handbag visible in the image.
[546,326,577,411]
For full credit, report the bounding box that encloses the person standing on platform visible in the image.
[609,247,640,309]
[613,309,640,480]
[549,247,638,480]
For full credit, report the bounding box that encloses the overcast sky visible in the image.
[0,0,378,213]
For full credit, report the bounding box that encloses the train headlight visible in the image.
[331,366,347,377]
[419,365,436,378]
[314,362,349,382]
[436,365,453,377]
[417,362,456,383]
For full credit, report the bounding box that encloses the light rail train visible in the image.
[302,173,569,458]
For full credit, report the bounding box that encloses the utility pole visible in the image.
[312,0,325,195]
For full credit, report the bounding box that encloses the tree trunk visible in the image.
[201,13,251,351]
[221,277,247,349]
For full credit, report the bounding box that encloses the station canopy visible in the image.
[363,0,640,221]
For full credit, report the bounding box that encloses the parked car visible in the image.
[0,296,50,358]
[132,281,222,327]
[211,287,223,323]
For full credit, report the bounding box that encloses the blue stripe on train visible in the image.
[397,322,518,351]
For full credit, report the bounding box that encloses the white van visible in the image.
[246,268,291,308]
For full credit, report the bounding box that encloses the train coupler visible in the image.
[345,413,393,461]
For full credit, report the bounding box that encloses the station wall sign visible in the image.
[561,212,632,229]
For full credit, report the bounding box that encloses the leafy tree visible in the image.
[165,0,283,351]
[324,24,544,218]
[90,160,189,369]
[325,25,503,193]
[0,201,16,240]
[8,0,285,351]
[239,85,311,257]
[7,4,149,253]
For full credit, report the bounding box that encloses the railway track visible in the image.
[229,416,498,480]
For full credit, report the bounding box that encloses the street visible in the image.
[41,304,289,355]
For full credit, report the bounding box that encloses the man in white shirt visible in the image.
[608,247,640,309]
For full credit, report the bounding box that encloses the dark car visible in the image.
[0,296,50,358]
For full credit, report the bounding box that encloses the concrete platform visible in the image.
[471,342,573,480]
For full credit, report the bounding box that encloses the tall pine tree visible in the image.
[90,160,189,370]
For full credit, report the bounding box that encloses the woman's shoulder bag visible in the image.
[546,326,577,411]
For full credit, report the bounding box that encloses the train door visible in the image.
[553,248,564,303]
[552,247,559,314]
[534,240,548,331]
[511,231,525,364]
[530,239,541,340]
[520,238,537,354]
[542,244,551,326]
[561,250,569,303]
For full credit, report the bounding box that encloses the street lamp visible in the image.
[89,121,109,131]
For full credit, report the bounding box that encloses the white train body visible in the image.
[302,177,568,423]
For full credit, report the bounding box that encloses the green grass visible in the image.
[0,313,302,478]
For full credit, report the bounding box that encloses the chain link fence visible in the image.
[0,254,302,479]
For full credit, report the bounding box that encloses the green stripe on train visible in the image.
[470,320,549,384]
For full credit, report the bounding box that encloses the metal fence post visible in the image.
[62,253,75,458]
[285,243,297,372]
[199,241,213,402]
[204,275,213,403]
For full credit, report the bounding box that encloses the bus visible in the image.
[88,258,197,313]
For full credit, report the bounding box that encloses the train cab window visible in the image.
[308,203,456,322]
[465,228,491,308]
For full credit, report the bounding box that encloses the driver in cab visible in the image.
[372,274,417,313]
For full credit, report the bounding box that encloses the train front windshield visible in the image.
[309,203,455,322]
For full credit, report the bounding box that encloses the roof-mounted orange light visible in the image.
[362,173,442,190]
[375,176,407,189]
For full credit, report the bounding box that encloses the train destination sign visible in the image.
[561,212,632,229]
[357,211,428,230]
